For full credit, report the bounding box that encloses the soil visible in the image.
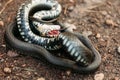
[0,0,120,80]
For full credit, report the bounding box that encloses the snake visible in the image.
[4,0,101,73]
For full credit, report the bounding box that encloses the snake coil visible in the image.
[5,0,101,73]
[17,0,62,50]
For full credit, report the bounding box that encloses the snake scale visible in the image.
[4,0,101,73]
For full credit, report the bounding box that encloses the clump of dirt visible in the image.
[0,0,120,80]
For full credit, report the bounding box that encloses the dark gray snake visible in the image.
[4,0,101,73]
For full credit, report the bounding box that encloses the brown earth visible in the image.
[0,0,120,80]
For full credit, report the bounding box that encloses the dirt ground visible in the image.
[0,0,120,80]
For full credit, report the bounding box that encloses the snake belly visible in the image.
[17,0,62,50]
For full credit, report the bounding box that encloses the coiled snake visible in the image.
[5,0,101,73]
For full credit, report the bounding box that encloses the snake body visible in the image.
[17,0,62,50]
[59,31,93,66]
[5,0,101,73]
[5,22,101,73]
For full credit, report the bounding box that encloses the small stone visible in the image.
[0,20,4,27]
[4,67,12,73]
[117,47,120,54]
[105,19,118,27]
[94,73,104,80]
[106,19,113,25]
[7,51,19,57]
[37,77,45,80]
[1,44,6,47]
[96,33,101,38]
[62,76,66,79]
[66,70,71,76]
[27,71,31,75]
[67,19,73,23]
[22,64,26,67]
[114,77,119,80]
[68,6,74,11]
[69,0,74,3]
[82,31,92,37]
[101,11,107,16]
[0,59,4,62]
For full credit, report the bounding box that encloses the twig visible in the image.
[14,67,36,72]
[0,0,13,15]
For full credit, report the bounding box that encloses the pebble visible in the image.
[69,0,74,3]
[67,19,73,23]
[4,67,12,73]
[94,73,104,80]
[101,11,107,16]
[66,70,71,76]
[0,59,4,62]
[105,19,118,27]
[1,44,6,47]
[105,19,113,25]
[62,76,66,79]
[37,77,45,80]
[114,77,119,80]
[117,46,120,54]
[68,6,74,11]
[0,20,4,27]
[22,64,26,67]
[7,51,19,57]
[96,33,101,38]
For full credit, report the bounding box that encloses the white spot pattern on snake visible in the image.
[74,52,79,57]
[80,58,84,62]
[66,41,71,47]
[68,45,73,52]
[20,32,25,35]
[63,38,68,45]
[70,48,76,56]
[76,55,81,61]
